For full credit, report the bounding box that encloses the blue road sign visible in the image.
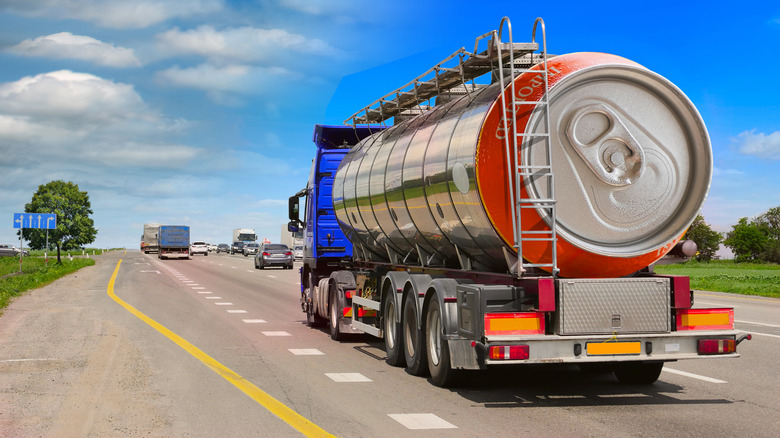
[13,213,57,229]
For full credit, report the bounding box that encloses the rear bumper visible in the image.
[448,330,741,369]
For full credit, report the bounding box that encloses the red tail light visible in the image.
[344,289,354,299]
[263,252,270,256]
[285,251,292,256]
[698,339,737,355]
[489,345,529,360]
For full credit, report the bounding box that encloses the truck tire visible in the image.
[613,362,664,384]
[425,297,457,387]
[329,287,343,341]
[305,274,326,327]
[402,292,428,376]
[383,291,404,367]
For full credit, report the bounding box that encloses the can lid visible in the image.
[524,59,711,257]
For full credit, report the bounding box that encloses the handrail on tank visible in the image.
[495,17,521,258]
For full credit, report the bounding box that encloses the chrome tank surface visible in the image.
[333,52,712,277]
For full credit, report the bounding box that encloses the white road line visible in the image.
[242,319,267,323]
[0,358,59,363]
[231,266,237,269]
[197,291,212,294]
[227,310,248,314]
[739,330,780,339]
[215,302,233,306]
[662,367,726,384]
[182,280,195,283]
[205,297,222,300]
[191,287,205,290]
[388,414,457,430]
[736,320,780,328]
[262,331,291,337]
[290,349,323,355]
[325,373,370,382]
[267,275,276,278]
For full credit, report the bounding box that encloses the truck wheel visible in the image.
[329,288,343,341]
[305,274,325,327]
[402,292,428,376]
[383,292,404,367]
[613,362,664,384]
[426,297,457,387]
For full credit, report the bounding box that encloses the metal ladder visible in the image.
[343,24,539,126]
[494,18,558,277]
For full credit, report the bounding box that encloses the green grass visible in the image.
[655,260,780,298]
[0,257,96,310]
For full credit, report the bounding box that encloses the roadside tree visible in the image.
[754,206,780,262]
[683,215,722,262]
[723,217,768,262]
[20,180,98,264]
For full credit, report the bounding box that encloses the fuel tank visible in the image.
[332,52,712,278]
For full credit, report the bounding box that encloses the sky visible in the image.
[0,0,778,251]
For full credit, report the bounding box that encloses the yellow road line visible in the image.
[107,260,334,438]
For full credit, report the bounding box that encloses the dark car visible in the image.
[216,243,230,253]
[254,243,293,269]
[230,241,244,255]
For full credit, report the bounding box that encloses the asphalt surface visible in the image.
[0,250,777,437]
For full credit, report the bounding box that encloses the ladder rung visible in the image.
[516,133,550,137]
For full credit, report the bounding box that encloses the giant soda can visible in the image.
[333,52,711,278]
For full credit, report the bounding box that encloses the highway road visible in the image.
[0,250,778,437]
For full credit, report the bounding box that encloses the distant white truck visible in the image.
[141,223,161,253]
[232,228,257,254]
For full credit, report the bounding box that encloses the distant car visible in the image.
[190,241,209,256]
[293,245,303,260]
[254,243,293,269]
[0,244,28,257]
[243,242,260,257]
[231,241,244,255]
[207,243,218,252]
[216,243,230,253]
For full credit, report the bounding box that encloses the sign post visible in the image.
[13,213,57,270]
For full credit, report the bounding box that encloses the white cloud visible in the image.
[735,130,780,160]
[6,32,141,67]
[156,63,304,102]
[0,70,198,168]
[0,70,145,126]
[156,25,339,63]
[0,0,224,29]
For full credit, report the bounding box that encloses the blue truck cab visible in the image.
[288,124,381,331]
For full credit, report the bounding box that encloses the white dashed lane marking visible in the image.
[289,349,323,356]
[242,319,266,323]
[388,414,457,430]
[227,310,247,314]
[326,373,370,382]
[215,302,233,306]
[262,331,291,337]
[205,296,222,299]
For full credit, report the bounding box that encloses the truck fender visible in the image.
[405,274,433,330]
[382,271,410,324]
[424,278,460,336]
[328,270,356,313]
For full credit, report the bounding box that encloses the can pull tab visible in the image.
[565,103,645,186]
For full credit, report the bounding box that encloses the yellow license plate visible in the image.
[586,341,641,356]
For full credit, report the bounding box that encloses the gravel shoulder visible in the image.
[0,251,171,437]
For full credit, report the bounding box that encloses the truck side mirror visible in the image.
[287,221,299,233]
[288,196,300,222]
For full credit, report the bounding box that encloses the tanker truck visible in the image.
[288,17,748,387]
